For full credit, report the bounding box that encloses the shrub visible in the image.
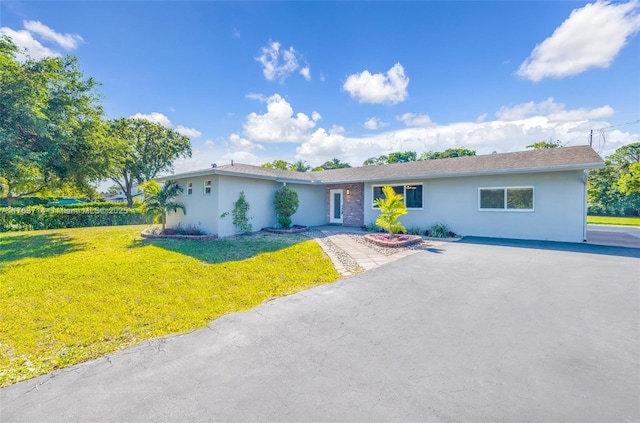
[373,185,407,237]
[221,191,252,234]
[274,186,299,229]
[425,222,457,238]
[406,226,422,235]
[0,206,150,232]
[362,221,383,232]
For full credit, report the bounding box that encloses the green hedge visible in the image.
[0,206,151,232]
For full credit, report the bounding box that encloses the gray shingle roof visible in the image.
[161,145,603,184]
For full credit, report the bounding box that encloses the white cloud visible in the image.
[343,63,409,104]
[396,112,434,127]
[294,101,633,166]
[496,98,614,122]
[175,125,202,138]
[243,94,320,142]
[229,133,264,151]
[363,117,388,130]
[131,112,202,138]
[204,139,215,148]
[0,20,84,60]
[255,40,310,82]
[476,113,488,123]
[23,20,84,50]
[131,112,172,127]
[300,66,311,80]
[518,1,640,81]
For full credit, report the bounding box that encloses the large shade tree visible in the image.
[106,118,192,207]
[0,35,107,204]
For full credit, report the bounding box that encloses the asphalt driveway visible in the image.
[2,240,639,422]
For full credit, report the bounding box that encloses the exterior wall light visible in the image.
[346,189,350,195]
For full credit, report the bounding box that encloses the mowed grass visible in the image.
[587,215,640,226]
[0,225,339,386]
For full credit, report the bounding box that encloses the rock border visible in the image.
[141,228,218,240]
[262,226,308,234]
[364,233,422,248]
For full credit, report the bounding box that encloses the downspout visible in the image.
[583,170,589,242]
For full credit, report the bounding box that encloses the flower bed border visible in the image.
[262,225,308,234]
[364,233,422,248]
[141,228,218,240]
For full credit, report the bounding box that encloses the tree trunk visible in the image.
[6,196,15,206]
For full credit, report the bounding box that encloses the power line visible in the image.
[598,119,640,132]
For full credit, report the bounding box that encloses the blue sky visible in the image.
[1,1,639,176]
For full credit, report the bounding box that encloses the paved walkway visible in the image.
[311,226,425,276]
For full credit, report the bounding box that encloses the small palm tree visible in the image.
[373,185,407,238]
[143,180,186,232]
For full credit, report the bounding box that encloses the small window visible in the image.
[479,187,533,211]
[204,180,212,195]
[372,184,423,209]
[187,182,193,195]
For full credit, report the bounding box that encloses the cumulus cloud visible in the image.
[0,21,84,60]
[243,94,320,142]
[496,98,614,122]
[229,133,264,151]
[131,112,202,138]
[255,40,310,82]
[518,1,640,81]
[343,63,409,104]
[396,112,434,127]
[294,101,633,166]
[175,125,202,138]
[363,117,388,130]
[131,112,172,127]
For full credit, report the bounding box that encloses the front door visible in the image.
[329,189,343,224]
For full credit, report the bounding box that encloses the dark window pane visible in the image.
[372,185,404,207]
[333,193,341,218]
[405,185,422,208]
[507,188,533,209]
[480,189,504,209]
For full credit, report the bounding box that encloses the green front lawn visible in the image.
[0,226,339,386]
[587,215,640,226]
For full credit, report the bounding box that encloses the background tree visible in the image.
[291,160,310,172]
[363,151,416,166]
[588,142,640,216]
[0,35,107,204]
[313,158,352,170]
[261,160,292,170]
[373,185,407,238]
[106,118,192,207]
[526,139,563,149]
[274,186,299,229]
[142,180,185,232]
[419,148,476,160]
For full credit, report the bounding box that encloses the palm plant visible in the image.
[143,180,185,232]
[373,185,407,238]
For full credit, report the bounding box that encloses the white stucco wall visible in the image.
[363,170,587,243]
[165,174,326,238]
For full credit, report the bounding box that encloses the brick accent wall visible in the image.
[325,183,364,227]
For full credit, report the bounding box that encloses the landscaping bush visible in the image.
[274,186,299,229]
[425,222,457,238]
[0,206,150,232]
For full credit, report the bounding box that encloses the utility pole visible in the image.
[589,129,593,147]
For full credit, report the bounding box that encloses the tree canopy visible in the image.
[419,148,476,160]
[0,35,106,204]
[526,139,563,150]
[106,118,192,207]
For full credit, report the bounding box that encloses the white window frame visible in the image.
[187,182,193,195]
[204,180,212,195]
[371,183,424,210]
[478,186,534,212]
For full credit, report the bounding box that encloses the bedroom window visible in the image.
[204,180,212,195]
[187,182,193,195]
[372,184,423,209]
[479,187,533,211]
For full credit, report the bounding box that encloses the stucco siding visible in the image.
[290,184,326,227]
[363,171,587,243]
[165,175,220,234]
